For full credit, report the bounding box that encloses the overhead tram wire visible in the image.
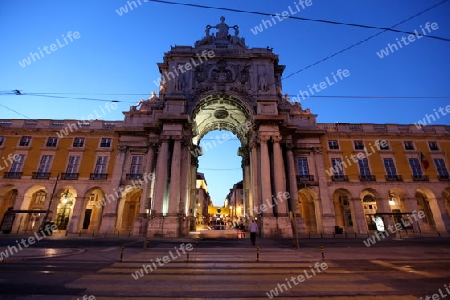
[275,0,450,90]
[0,103,122,171]
[3,90,450,103]
[148,0,450,42]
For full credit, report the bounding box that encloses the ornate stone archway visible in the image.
[102,17,329,238]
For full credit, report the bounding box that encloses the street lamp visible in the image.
[41,173,59,230]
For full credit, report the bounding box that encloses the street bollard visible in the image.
[256,246,260,262]
[120,246,125,262]
[320,245,325,262]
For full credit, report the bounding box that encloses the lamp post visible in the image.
[41,173,59,230]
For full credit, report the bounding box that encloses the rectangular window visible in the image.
[379,140,389,150]
[434,158,449,176]
[428,141,439,151]
[46,137,58,147]
[383,158,397,176]
[66,155,81,173]
[358,158,371,175]
[19,136,31,146]
[331,158,344,175]
[409,158,423,176]
[73,137,85,147]
[328,140,339,150]
[100,138,111,148]
[10,154,25,172]
[0,136,4,146]
[404,141,414,150]
[38,155,53,173]
[354,140,364,150]
[94,156,108,174]
[130,155,143,174]
[297,157,310,175]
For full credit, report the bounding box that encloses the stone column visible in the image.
[168,137,181,215]
[350,198,368,234]
[250,141,259,218]
[377,196,394,236]
[259,135,272,215]
[99,146,127,234]
[286,145,300,235]
[134,144,155,235]
[403,197,423,233]
[312,147,335,233]
[153,138,169,214]
[68,196,86,233]
[272,136,287,215]
[428,197,450,233]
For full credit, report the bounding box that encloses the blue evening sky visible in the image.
[1,1,449,205]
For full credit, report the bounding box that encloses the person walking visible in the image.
[248,219,259,246]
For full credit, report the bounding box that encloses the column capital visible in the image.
[258,135,270,144]
[272,136,282,143]
[118,145,128,153]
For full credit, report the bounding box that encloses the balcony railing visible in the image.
[32,172,50,179]
[126,173,144,180]
[331,175,348,182]
[438,175,450,181]
[386,174,403,181]
[90,173,108,180]
[412,175,429,181]
[3,172,22,179]
[296,175,314,182]
[60,173,79,180]
[359,175,376,182]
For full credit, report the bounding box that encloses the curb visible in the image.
[0,248,85,263]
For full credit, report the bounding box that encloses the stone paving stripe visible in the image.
[371,259,442,278]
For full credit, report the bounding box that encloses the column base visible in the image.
[260,216,293,238]
[321,214,336,234]
[98,213,118,235]
[147,215,182,238]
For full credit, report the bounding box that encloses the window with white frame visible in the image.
[404,141,415,150]
[94,156,108,174]
[10,154,25,172]
[409,158,423,176]
[297,157,310,175]
[379,140,389,150]
[354,140,364,150]
[383,158,397,176]
[428,141,439,151]
[19,136,31,146]
[358,158,371,175]
[33,190,47,205]
[331,158,344,175]
[130,155,143,174]
[38,155,53,173]
[66,155,81,173]
[100,138,111,148]
[46,137,58,147]
[72,137,85,147]
[328,140,339,150]
[434,158,449,177]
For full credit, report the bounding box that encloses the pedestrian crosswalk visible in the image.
[65,246,417,299]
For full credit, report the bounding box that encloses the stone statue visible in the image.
[258,74,268,92]
[214,16,229,40]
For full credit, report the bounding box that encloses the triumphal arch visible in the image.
[102,18,332,238]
